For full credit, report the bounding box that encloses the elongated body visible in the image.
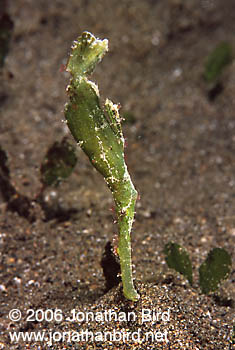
[65,32,139,301]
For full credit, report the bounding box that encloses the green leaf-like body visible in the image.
[65,79,125,185]
[199,248,232,294]
[65,32,139,301]
[164,242,193,286]
[67,32,108,77]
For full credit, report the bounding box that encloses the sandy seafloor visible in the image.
[0,0,234,349]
